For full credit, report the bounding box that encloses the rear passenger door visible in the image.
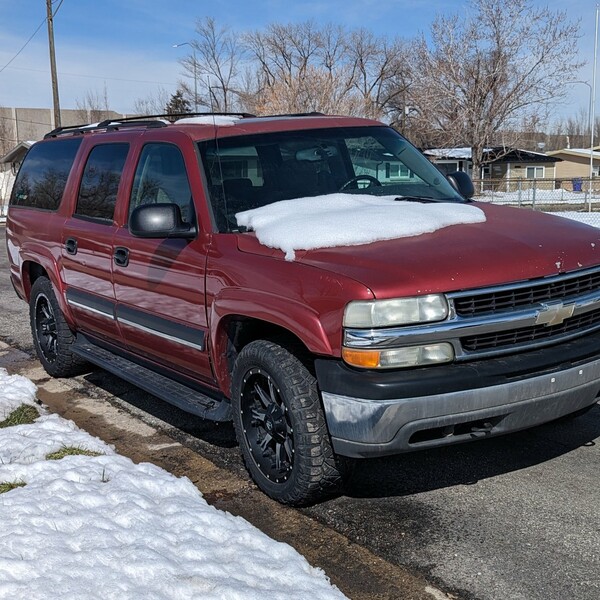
[112,141,214,385]
[61,142,129,342]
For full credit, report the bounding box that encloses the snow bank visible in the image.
[236,193,486,260]
[0,369,38,419]
[0,369,346,600]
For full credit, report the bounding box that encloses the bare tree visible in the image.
[75,85,110,123]
[0,107,15,156]
[179,17,244,112]
[244,21,410,118]
[408,0,583,174]
[133,88,172,116]
[345,29,410,121]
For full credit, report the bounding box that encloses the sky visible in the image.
[0,0,597,122]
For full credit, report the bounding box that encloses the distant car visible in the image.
[6,113,600,504]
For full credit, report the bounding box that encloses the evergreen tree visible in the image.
[164,89,192,117]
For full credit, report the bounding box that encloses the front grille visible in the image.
[461,307,600,352]
[453,269,600,317]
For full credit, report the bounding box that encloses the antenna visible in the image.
[208,76,229,229]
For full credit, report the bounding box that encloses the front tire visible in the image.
[231,340,342,505]
[29,277,88,377]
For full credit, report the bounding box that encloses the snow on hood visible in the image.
[235,193,486,260]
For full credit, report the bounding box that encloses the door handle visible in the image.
[113,247,130,267]
[65,238,78,255]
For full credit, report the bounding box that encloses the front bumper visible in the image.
[316,334,600,458]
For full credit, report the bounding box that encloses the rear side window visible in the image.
[75,143,129,222]
[10,138,82,210]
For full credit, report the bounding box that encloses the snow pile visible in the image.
[236,193,486,260]
[0,414,111,465]
[0,370,38,419]
[176,116,240,126]
[0,369,346,600]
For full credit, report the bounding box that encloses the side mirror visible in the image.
[129,203,196,239]
[447,171,474,199]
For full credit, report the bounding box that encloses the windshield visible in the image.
[198,126,465,232]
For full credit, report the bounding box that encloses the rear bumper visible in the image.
[317,351,600,458]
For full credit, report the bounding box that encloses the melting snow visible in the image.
[0,369,346,600]
[236,193,486,260]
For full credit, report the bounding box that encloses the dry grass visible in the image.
[0,405,39,428]
[0,481,25,494]
[46,446,103,461]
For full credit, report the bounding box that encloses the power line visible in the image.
[0,0,64,75]
[0,19,47,75]
[0,114,63,128]
[3,65,177,86]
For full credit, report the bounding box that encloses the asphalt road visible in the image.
[1,223,599,600]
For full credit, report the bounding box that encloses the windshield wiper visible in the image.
[394,196,440,203]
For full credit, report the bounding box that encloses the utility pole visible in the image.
[46,0,61,128]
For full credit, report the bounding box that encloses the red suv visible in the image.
[6,113,600,504]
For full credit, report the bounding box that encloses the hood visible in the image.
[237,203,600,298]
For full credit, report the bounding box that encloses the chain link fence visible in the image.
[472,177,600,229]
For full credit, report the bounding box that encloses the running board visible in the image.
[72,337,231,422]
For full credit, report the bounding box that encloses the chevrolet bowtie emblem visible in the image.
[534,301,575,326]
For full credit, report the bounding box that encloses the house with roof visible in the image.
[423,147,561,184]
[545,148,600,180]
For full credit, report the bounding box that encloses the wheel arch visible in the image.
[212,313,323,397]
[20,255,73,326]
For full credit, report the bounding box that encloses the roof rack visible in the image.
[44,119,168,139]
[259,112,326,118]
[43,111,258,139]
[43,111,329,139]
[119,111,257,121]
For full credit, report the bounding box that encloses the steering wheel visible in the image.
[339,175,382,191]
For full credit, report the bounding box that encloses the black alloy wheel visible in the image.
[240,367,295,484]
[34,292,58,364]
[29,277,88,378]
[231,340,343,505]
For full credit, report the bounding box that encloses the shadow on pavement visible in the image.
[341,403,600,499]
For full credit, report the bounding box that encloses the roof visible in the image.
[546,148,600,161]
[42,113,383,142]
[0,140,34,164]
[424,146,560,164]
[423,147,486,160]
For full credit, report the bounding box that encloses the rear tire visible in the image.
[29,277,88,377]
[231,340,343,505]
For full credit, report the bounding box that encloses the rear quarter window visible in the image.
[9,138,82,210]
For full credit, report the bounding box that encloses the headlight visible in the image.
[343,295,448,328]
[342,343,454,369]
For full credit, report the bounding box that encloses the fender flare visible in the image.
[209,288,335,394]
[20,246,74,327]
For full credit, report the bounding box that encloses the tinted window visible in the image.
[129,143,194,224]
[10,138,82,210]
[199,126,463,233]
[75,144,129,221]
